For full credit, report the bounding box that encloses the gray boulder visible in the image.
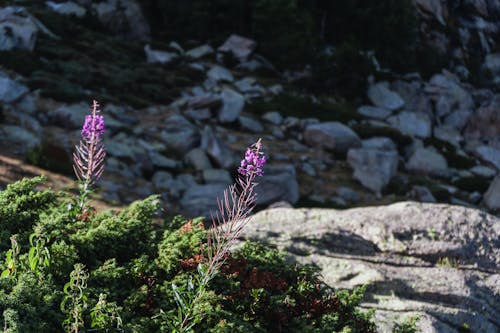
[151,171,173,191]
[149,151,179,170]
[236,202,500,333]
[48,102,89,129]
[303,121,361,153]
[255,164,299,205]
[367,82,405,111]
[387,111,432,139]
[0,75,29,103]
[217,34,256,62]
[433,126,463,147]
[465,94,500,148]
[0,125,40,154]
[238,116,264,133]
[0,7,52,51]
[406,147,449,177]
[483,175,500,210]
[185,148,212,171]
[261,111,283,125]
[180,183,227,218]
[415,0,446,25]
[202,169,232,185]
[201,126,234,169]
[185,44,214,59]
[92,0,150,40]
[362,137,397,151]
[347,148,399,194]
[408,185,437,203]
[217,88,245,123]
[207,65,234,83]
[474,145,500,170]
[425,73,474,118]
[357,105,393,120]
[470,165,497,178]
[46,1,86,17]
[160,114,200,155]
[483,53,500,85]
[144,44,177,64]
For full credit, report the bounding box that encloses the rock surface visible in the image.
[235,202,500,333]
[304,122,361,153]
[347,148,399,194]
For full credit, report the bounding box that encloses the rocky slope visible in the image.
[0,0,499,218]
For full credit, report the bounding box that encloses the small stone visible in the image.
[469,191,482,204]
[434,126,463,147]
[201,126,234,169]
[407,185,437,203]
[217,34,256,62]
[357,105,393,119]
[367,82,405,111]
[207,65,234,83]
[256,164,299,205]
[217,88,245,123]
[152,171,173,191]
[144,44,177,64]
[0,75,29,103]
[185,44,214,59]
[46,1,86,17]
[406,147,449,177]
[483,175,500,210]
[149,151,179,170]
[184,108,212,121]
[304,122,361,153]
[185,148,212,171]
[238,116,264,133]
[301,163,316,177]
[262,111,283,125]
[470,165,497,178]
[474,145,500,170]
[202,169,232,185]
[362,137,397,151]
[387,111,432,138]
[336,187,360,203]
[160,114,200,155]
[347,148,399,194]
[180,183,227,217]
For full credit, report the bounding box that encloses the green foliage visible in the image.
[393,315,420,333]
[61,264,89,333]
[0,178,376,332]
[308,41,375,98]
[247,91,359,123]
[0,176,56,252]
[139,0,418,71]
[89,293,123,330]
[317,0,418,71]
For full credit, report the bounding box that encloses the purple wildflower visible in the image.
[238,140,266,176]
[81,113,105,140]
[73,100,106,208]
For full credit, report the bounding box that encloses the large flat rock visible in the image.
[235,202,499,333]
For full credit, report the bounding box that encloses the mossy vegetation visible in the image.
[0,177,379,332]
[0,5,201,108]
[247,92,360,123]
[352,124,413,153]
[423,138,476,170]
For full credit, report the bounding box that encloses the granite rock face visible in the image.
[235,202,500,333]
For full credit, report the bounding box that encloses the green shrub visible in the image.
[0,177,377,332]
